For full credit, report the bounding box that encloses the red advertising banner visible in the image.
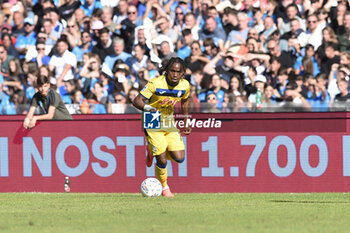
[1,112,350,193]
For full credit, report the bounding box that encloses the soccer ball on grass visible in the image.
[140,178,162,197]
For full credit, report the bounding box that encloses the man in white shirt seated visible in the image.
[49,39,77,87]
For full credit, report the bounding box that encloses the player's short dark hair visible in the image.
[36,75,50,87]
[160,57,187,77]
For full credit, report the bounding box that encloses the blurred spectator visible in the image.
[332,78,350,111]
[72,30,93,63]
[2,33,18,57]
[334,78,350,101]
[79,52,101,96]
[79,0,102,17]
[305,73,330,111]
[260,16,277,43]
[184,12,199,40]
[62,18,82,48]
[281,82,311,111]
[101,7,117,33]
[335,5,350,51]
[203,37,218,59]
[74,8,86,31]
[199,16,225,50]
[247,75,267,109]
[113,0,128,25]
[264,56,281,87]
[25,31,52,62]
[226,12,249,46]
[59,0,81,21]
[0,45,14,77]
[86,82,107,114]
[190,70,205,94]
[206,74,225,108]
[32,41,51,67]
[92,27,113,62]
[177,29,194,60]
[279,3,305,36]
[202,92,221,113]
[42,19,59,46]
[152,16,178,45]
[133,26,152,57]
[173,5,186,35]
[113,59,131,93]
[120,4,143,53]
[320,42,340,77]
[15,17,36,59]
[184,41,209,74]
[305,13,323,50]
[294,44,319,77]
[267,39,294,69]
[317,26,339,62]
[229,74,245,97]
[275,69,289,97]
[12,11,25,38]
[66,89,83,114]
[49,39,77,87]
[60,79,78,104]
[222,7,238,37]
[280,18,308,52]
[49,8,64,36]
[103,37,132,71]
[158,40,177,62]
[130,43,147,75]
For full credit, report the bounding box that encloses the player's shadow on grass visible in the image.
[270,200,350,204]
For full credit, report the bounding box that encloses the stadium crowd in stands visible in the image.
[1,0,350,114]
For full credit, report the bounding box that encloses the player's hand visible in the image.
[144,104,157,111]
[183,126,191,135]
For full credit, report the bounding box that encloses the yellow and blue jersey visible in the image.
[140,75,190,117]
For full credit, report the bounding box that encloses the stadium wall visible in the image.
[1,112,350,193]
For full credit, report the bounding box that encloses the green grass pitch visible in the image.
[0,193,349,233]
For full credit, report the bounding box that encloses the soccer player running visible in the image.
[23,75,72,129]
[133,57,191,197]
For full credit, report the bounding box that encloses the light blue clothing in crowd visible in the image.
[15,32,36,59]
[177,45,191,60]
[72,43,94,62]
[80,0,102,16]
[103,52,133,70]
[293,56,320,77]
[227,28,249,45]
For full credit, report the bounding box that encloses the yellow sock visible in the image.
[155,165,168,188]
